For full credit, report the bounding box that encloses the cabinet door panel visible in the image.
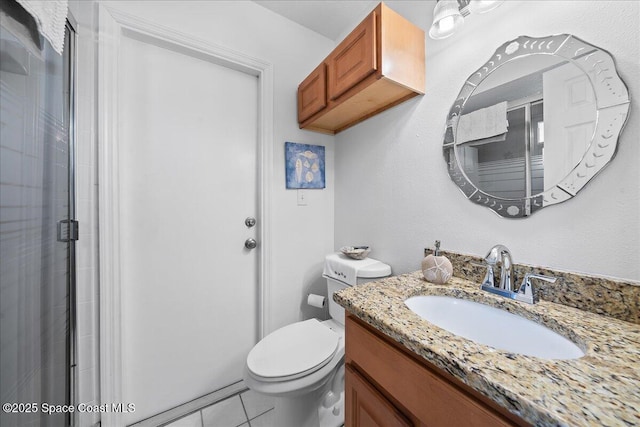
[327,11,377,100]
[346,316,522,427]
[298,63,327,122]
[345,365,413,427]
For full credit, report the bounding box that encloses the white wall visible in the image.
[335,1,640,282]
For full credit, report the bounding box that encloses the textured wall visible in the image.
[335,1,640,282]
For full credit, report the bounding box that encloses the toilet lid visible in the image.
[247,319,339,379]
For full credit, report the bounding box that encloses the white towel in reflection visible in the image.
[461,132,507,147]
[16,0,68,55]
[456,101,508,144]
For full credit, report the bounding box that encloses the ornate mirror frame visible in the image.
[443,34,630,218]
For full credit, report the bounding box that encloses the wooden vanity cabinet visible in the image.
[345,365,412,427]
[297,2,425,134]
[345,314,530,427]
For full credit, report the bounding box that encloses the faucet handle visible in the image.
[471,260,495,288]
[523,273,557,284]
[474,263,496,287]
[516,273,557,304]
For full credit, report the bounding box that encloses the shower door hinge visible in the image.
[57,220,79,242]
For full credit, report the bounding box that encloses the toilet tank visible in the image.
[323,254,391,325]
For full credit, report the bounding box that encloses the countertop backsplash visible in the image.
[423,249,640,324]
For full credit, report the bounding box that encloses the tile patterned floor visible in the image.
[164,389,274,427]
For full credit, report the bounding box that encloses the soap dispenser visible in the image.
[421,240,453,284]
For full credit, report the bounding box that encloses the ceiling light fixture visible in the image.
[469,0,504,14]
[429,0,504,40]
[428,0,464,40]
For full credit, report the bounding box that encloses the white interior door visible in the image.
[118,33,259,424]
[542,62,597,192]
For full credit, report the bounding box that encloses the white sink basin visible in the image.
[404,295,584,360]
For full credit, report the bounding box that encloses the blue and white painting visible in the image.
[285,142,325,189]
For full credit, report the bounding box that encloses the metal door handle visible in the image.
[57,219,79,242]
[245,217,256,228]
[244,238,257,249]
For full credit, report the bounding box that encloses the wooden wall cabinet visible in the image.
[345,315,530,427]
[297,2,425,134]
[298,63,327,122]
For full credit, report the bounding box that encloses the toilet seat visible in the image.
[247,319,339,382]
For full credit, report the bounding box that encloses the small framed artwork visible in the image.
[285,142,325,189]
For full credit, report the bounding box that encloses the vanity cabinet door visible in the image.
[326,10,377,101]
[297,63,327,122]
[345,365,413,427]
[346,315,527,427]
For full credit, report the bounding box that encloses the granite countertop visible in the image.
[334,271,640,427]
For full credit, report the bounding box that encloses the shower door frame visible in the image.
[97,6,274,426]
[67,12,79,427]
[0,8,78,426]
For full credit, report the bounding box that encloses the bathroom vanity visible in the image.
[336,270,640,426]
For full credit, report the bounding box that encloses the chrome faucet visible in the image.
[482,244,514,291]
[479,244,557,304]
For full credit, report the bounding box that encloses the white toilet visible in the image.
[243,253,391,427]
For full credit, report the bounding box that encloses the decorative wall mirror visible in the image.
[443,34,630,218]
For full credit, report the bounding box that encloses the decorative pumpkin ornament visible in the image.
[421,240,453,284]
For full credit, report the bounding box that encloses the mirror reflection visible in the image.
[444,35,630,218]
[455,57,596,199]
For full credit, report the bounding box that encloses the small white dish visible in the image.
[340,246,371,260]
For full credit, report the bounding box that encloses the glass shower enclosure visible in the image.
[1,2,77,426]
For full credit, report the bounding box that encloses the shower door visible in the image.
[0,8,76,427]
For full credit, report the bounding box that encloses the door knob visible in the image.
[244,238,257,249]
[245,217,256,228]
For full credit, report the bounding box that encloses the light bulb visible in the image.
[438,15,455,33]
[429,0,464,40]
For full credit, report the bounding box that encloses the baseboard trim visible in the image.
[129,381,248,427]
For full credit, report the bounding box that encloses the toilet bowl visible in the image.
[243,253,391,427]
